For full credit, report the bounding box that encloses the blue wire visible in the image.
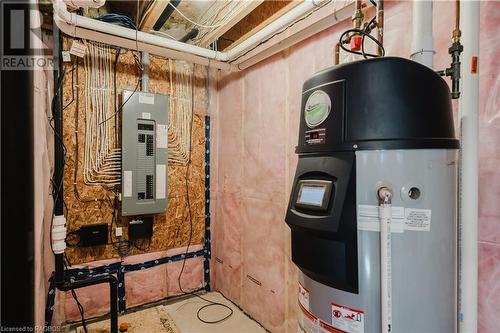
[96,13,137,30]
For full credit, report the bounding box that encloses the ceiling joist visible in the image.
[198,0,265,48]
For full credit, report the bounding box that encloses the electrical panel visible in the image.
[122,90,168,216]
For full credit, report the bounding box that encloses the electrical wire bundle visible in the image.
[82,41,121,187]
[167,60,194,165]
[186,1,246,45]
[145,1,247,45]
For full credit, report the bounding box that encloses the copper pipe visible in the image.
[335,42,341,65]
[453,0,461,43]
[376,0,384,56]
[352,0,364,29]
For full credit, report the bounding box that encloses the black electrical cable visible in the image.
[361,16,378,59]
[63,256,88,333]
[338,28,385,59]
[65,230,80,247]
[176,65,233,324]
[133,239,151,251]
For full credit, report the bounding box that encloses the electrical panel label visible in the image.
[156,124,168,149]
[123,171,132,197]
[298,282,310,311]
[139,92,155,104]
[156,164,166,199]
[331,303,365,333]
[405,208,431,231]
[69,40,86,58]
[357,204,432,233]
[141,112,151,119]
[61,51,72,62]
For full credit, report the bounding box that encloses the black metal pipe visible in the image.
[55,254,65,286]
[153,0,181,31]
[56,271,118,333]
[179,28,199,43]
[53,23,64,215]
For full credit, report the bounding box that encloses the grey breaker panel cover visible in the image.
[121,90,168,216]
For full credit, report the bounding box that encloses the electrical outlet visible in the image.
[115,227,123,237]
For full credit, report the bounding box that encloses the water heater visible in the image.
[285,57,458,332]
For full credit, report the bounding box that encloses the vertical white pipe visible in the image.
[458,1,480,332]
[379,187,393,333]
[410,0,434,68]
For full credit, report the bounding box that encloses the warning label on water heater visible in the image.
[357,204,432,233]
[298,282,310,311]
[405,208,431,231]
[331,303,365,333]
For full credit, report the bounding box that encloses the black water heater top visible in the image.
[297,57,459,154]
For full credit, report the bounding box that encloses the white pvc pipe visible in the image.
[458,1,480,332]
[52,0,322,69]
[379,197,392,333]
[378,187,393,333]
[410,0,434,68]
[63,0,105,9]
[224,0,320,60]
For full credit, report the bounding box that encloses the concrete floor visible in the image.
[75,292,267,333]
[163,292,267,333]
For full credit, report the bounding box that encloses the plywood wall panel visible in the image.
[61,37,207,265]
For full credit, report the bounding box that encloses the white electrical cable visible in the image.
[167,2,226,29]
[167,59,193,165]
[83,41,121,186]
[149,30,177,40]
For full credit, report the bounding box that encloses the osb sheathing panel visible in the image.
[61,37,206,264]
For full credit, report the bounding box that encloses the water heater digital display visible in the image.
[298,186,326,206]
[295,180,333,211]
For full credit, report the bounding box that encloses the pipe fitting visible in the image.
[378,186,393,205]
[52,215,67,254]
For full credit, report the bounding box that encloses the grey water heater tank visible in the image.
[285,57,458,333]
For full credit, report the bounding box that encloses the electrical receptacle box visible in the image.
[128,217,153,240]
[79,224,108,247]
[122,90,168,216]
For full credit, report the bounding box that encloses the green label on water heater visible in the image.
[305,90,331,128]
